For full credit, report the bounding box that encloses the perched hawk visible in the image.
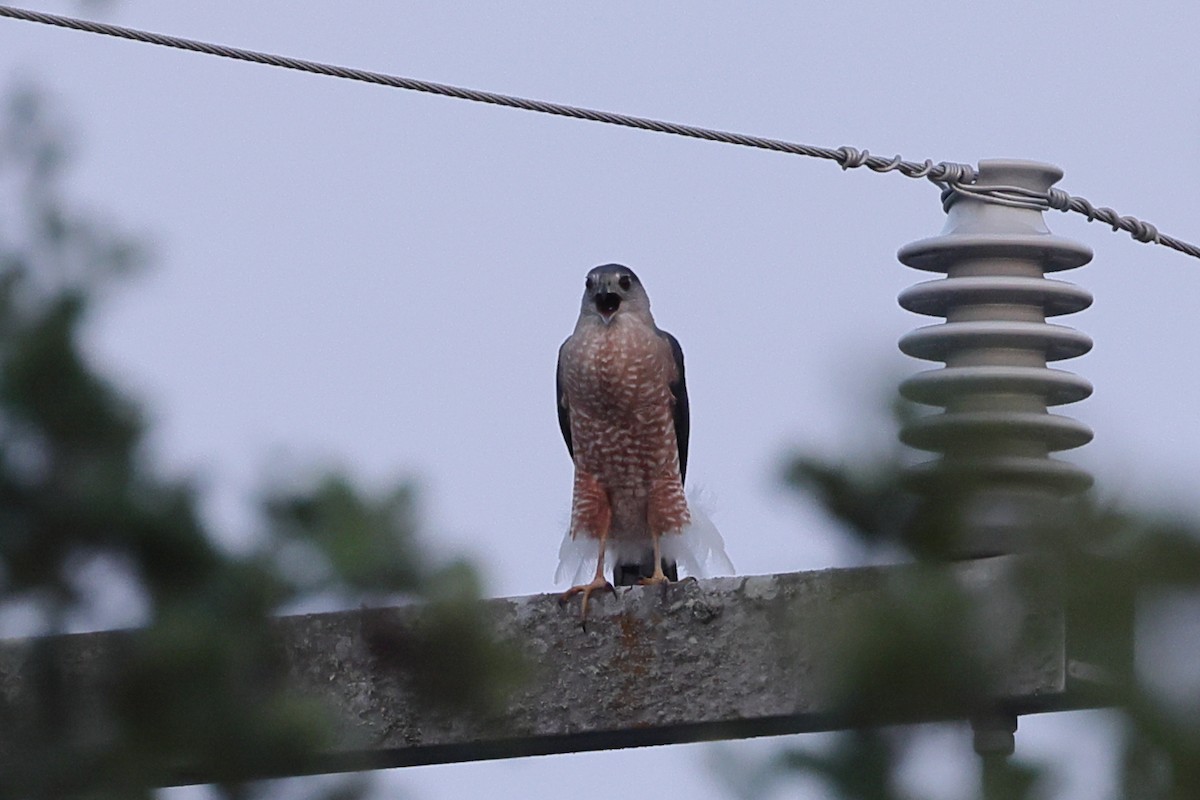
[556,264,729,620]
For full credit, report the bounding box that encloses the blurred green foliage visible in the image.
[739,399,1200,799]
[0,85,519,799]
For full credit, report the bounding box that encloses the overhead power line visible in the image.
[0,4,1195,261]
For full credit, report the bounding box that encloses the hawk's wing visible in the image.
[556,339,573,458]
[659,329,690,484]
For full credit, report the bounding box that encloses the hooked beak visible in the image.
[594,291,621,321]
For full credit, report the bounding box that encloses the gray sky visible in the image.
[3,1,1198,797]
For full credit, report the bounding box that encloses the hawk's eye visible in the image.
[618,275,632,291]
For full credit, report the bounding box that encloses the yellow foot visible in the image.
[559,576,616,627]
[638,573,672,587]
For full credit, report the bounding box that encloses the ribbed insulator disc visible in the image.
[898,276,1093,318]
[900,320,1093,362]
[900,366,1093,407]
[901,411,1094,452]
[906,455,1094,494]
[898,233,1093,274]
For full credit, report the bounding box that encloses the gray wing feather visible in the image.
[659,329,689,484]
[556,339,573,458]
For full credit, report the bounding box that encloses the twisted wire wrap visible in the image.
[1,4,1195,260]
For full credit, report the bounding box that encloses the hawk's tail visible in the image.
[662,502,734,579]
[554,494,734,586]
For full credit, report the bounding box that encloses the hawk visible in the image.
[556,264,729,621]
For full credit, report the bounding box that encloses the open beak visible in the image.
[594,291,621,321]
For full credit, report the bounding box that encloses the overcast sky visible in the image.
[3,1,1199,797]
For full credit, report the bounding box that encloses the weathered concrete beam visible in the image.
[0,557,1105,787]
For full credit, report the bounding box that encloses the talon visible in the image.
[560,576,615,626]
[638,555,672,588]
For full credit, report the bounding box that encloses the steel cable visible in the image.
[1,4,1196,261]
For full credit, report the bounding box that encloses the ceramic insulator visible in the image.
[897,159,1094,496]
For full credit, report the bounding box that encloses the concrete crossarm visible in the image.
[0,557,1089,785]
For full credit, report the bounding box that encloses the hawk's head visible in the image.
[581,263,651,325]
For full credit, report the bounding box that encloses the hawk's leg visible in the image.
[641,479,685,587]
[638,530,671,587]
[560,473,615,625]
[559,532,615,625]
